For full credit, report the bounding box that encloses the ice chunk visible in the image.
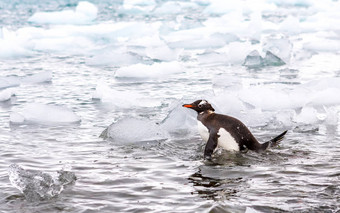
[222,41,254,65]
[100,117,169,143]
[115,61,183,79]
[264,51,285,66]
[10,103,81,125]
[160,101,197,134]
[145,45,183,61]
[0,88,15,102]
[262,34,292,63]
[22,71,52,84]
[92,83,160,108]
[86,49,142,66]
[325,107,338,126]
[294,107,319,124]
[154,1,198,15]
[0,28,34,59]
[197,51,228,65]
[0,76,21,89]
[28,1,98,25]
[243,50,264,68]
[8,164,76,202]
[303,38,340,52]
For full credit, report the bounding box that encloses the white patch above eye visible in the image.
[199,100,207,106]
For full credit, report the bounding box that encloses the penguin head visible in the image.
[182,100,215,113]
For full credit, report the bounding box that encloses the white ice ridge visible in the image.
[28,1,98,25]
[10,103,81,125]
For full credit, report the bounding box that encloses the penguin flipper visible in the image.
[204,130,219,160]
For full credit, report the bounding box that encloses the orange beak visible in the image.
[182,104,193,108]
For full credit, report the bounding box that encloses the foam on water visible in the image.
[8,164,76,202]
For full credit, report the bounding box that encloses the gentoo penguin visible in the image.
[183,100,287,160]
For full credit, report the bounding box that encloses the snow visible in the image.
[10,103,81,125]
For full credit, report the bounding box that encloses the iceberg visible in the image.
[8,164,76,202]
[28,1,98,25]
[100,117,169,143]
[10,103,81,125]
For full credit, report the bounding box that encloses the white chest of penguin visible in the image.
[197,121,240,152]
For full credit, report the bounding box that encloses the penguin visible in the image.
[183,100,287,160]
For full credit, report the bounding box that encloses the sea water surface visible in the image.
[1,0,340,212]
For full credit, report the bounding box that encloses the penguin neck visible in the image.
[197,110,214,121]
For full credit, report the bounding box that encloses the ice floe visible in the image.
[8,164,76,202]
[10,103,81,125]
[28,1,98,25]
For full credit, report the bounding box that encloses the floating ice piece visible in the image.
[100,117,169,143]
[264,51,285,66]
[263,34,292,63]
[243,50,285,68]
[115,61,183,79]
[87,49,142,66]
[8,164,76,202]
[153,1,198,15]
[160,101,197,134]
[10,103,81,125]
[92,83,159,108]
[243,50,264,68]
[267,0,313,7]
[294,107,319,124]
[22,71,52,84]
[0,88,15,102]
[28,1,98,25]
[197,51,228,65]
[325,107,338,126]
[0,27,34,59]
[0,76,21,89]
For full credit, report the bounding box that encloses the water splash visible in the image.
[8,164,76,202]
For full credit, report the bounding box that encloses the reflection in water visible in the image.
[188,168,244,200]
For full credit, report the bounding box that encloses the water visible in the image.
[1,0,340,212]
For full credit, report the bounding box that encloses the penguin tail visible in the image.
[260,130,288,151]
